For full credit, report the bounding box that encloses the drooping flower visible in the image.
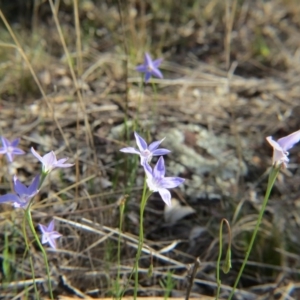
[143,156,185,206]
[136,52,163,83]
[31,147,74,174]
[266,129,300,168]
[39,219,62,249]
[0,137,25,162]
[0,175,39,208]
[120,132,170,165]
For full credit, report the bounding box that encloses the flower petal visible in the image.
[55,158,73,168]
[50,232,62,239]
[134,132,148,151]
[48,232,62,249]
[41,235,48,244]
[160,177,185,189]
[148,138,165,151]
[11,138,20,147]
[48,238,57,249]
[153,58,163,68]
[277,129,300,151]
[153,157,165,178]
[39,223,48,234]
[273,149,288,165]
[152,149,171,156]
[31,147,43,162]
[143,162,153,178]
[151,68,163,79]
[1,137,9,148]
[43,151,57,169]
[13,176,29,196]
[136,65,147,72]
[12,148,25,155]
[28,175,40,195]
[119,147,140,155]
[56,158,68,164]
[47,219,55,231]
[144,72,151,83]
[144,53,153,67]
[6,153,14,162]
[266,137,283,152]
[158,188,171,206]
[0,193,20,204]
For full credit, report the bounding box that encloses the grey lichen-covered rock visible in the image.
[158,124,249,201]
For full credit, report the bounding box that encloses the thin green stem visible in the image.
[22,214,39,298]
[134,77,144,129]
[215,219,231,300]
[151,82,158,120]
[25,208,54,300]
[39,172,48,188]
[116,197,126,297]
[134,179,151,299]
[118,181,151,300]
[228,166,280,299]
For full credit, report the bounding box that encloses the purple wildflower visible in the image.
[39,220,62,249]
[266,129,300,168]
[0,175,39,208]
[31,147,74,174]
[136,53,163,83]
[120,132,171,165]
[143,157,185,206]
[0,137,25,162]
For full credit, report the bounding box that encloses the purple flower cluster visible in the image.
[39,220,62,249]
[0,137,25,162]
[0,137,74,249]
[136,53,163,83]
[120,132,184,206]
[31,147,73,173]
[0,175,40,209]
[120,132,170,166]
[1,125,298,251]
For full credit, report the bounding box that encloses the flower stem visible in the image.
[118,180,151,300]
[25,208,54,300]
[215,219,231,299]
[151,81,158,119]
[228,166,279,299]
[22,214,39,298]
[39,172,48,188]
[134,76,144,129]
[133,179,151,299]
[116,196,126,297]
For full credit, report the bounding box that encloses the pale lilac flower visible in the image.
[144,156,185,206]
[120,132,170,165]
[0,137,25,162]
[31,147,74,173]
[39,220,62,249]
[136,53,163,83]
[0,175,39,208]
[266,129,300,168]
